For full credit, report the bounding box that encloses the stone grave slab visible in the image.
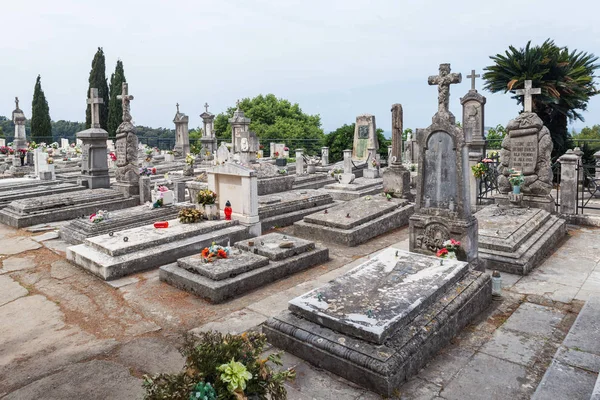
[236,233,314,261]
[263,248,491,397]
[0,182,85,209]
[0,189,138,228]
[294,196,413,246]
[67,219,249,280]
[322,177,383,201]
[258,189,335,231]
[159,233,329,303]
[60,204,184,244]
[288,248,469,344]
[476,205,566,275]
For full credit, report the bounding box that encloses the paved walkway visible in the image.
[0,223,598,399]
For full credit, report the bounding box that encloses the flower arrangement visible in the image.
[200,242,230,263]
[197,189,217,206]
[75,147,82,155]
[109,152,117,161]
[0,146,11,155]
[8,147,14,155]
[142,331,295,400]
[287,157,296,163]
[283,147,289,151]
[371,159,380,168]
[28,141,39,150]
[410,164,416,172]
[89,210,109,224]
[436,239,461,259]
[329,168,343,177]
[50,142,59,149]
[140,166,157,176]
[178,207,203,223]
[185,153,195,166]
[508,169,525,187]
[273,151,279,158]
[47,157,54,164]
[471,158,493,179]
[18,148,28,157]
[488,150,499,158]
[167,150,174,155]
[259,145,264,150]
[145,147,153,156]
[70,143,76,148]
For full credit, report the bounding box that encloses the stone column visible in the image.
[558,150,579,215]
[573,147,584,186]
[173,105,190,157]
[390,104,403,165]
[468,151,481,210]
[321,147,329,166]
[200,108,217,158]
[388,146,393,162]
[383,104,411,199]
[12,98,27,152]
[343,149,352,174]
[296,149,305,175]
[595,150,600,179]
[139,176,152,204]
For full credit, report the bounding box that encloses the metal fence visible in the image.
[476,155,500,205]
[575,163,600,214]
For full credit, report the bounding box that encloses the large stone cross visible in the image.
[116,83,134,122]
[204,102,209,112]
[87,88,104,128]
[467,69,480,91]
[515,80,541,113]
[428,63,462,114]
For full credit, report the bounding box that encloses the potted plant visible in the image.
[436,239,463,260]
[197,189,218,220]
[508,170,525,194]
[274,152,287,167]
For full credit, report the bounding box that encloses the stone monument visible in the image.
[460,70,487,208]
[321,147,329,166]
[352,114,378,161]
[229,100,251,154]
[76,88,110,189]
[173,103,190,157]
[382,103,411,198]
[200,102,218,159]
[12,97,27,151]
[496,80,554,212]
[113,83,140,197]
[409,63,479,267]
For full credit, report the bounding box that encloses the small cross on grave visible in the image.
[428,63,462,114]
[204,102,209,112]
[116,83,134,122]
[15,96,19,110]
[87,88,104,128]
[176,102,180,113]
[515,80,541,113]
[467,69,480,91]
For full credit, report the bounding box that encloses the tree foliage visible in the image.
[31,75,52,142]
[107,59,126,139]
[483,39,600,158]
[485,124,507,149]
[86,47,110,130]
[324,123,388,163]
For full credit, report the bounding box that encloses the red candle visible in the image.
[154,221,169,228]
[224,200,233,220]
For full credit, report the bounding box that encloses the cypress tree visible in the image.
[107,59,127,138]
[31,75,52,143]
[86,47,109,129]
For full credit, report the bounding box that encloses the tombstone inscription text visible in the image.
[423,131,457,208]
[510,135,537,174]
[358,125,369,139]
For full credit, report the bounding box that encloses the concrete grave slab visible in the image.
[178,251,269,281]
[236,233,315,261]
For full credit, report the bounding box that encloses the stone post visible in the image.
[383,104,411,198]
[364,147,380,179]
[573,147,584,186]
[296,149,305,175]
[558,150,579,215]
[174,181,186,203]
[12,98,27,152]
[173,104,190,157]
[321,147,329,166]
[595,150,600,179]
[139,176,152,204]
[468,151,481,210]
[388,146,393,162]
[270,143,275,158]
[200,104,217,159]
[343,149,352,174]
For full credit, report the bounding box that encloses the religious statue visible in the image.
[428,63,462,115]
[114,83,139,184]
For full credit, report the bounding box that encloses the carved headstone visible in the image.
[12,97,27,152]
[409,63,479,269]
[229,101,251,153]
[173,103,190,157]
[200,103,217,159]
[352,114,378,161]
[114,83,140,197]
[216,142,230,164]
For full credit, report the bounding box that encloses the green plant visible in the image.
[142,331,295,400]
[508,170,525,187]
[189,381,217,400]
[197,189,217,206]
[471,162,489,179]
[286,157,296,163]
[178,208,203,224]
[410,164,416,172]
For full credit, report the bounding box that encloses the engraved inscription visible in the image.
[510,135,537,175]
[358,125,369,139]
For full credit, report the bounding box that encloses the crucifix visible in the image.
[515,80,541,113]
[116,83,134,122]
[87,88,104,128]
[176,103,180,113]
[204,102,209,112]
[15,97,19,110]
[428,63,462,114]
[467,69,480,91]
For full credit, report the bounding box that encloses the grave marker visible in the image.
[352,114,378,161]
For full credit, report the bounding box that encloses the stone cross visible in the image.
[428,64,462,114]
[467,69,480,91]
[15,97,19,109]
[116,83,134,122]
[87,88,104,128]
[176,103,180,113]
[204,102,209,112]
[515,80,541,113]
[236,99,241,109]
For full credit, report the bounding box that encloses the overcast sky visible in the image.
[2,0,600,135]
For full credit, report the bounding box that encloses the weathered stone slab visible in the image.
[236,233,314,261]
[178,251,269,281]
[0,182,85,209]
[304,196,400,229]
[258,189,335,230]
[292,173,336,190]
[288,248,469,344]
[323,177,383,201]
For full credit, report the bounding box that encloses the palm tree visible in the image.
[483,40,599,158]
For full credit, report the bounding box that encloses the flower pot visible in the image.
[307,164,316,174]
[204,203,219,220]
[512,185,521,194]
[275,158,287,167]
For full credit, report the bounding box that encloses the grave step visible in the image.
[532,295,600,400]
[67,224,249,280]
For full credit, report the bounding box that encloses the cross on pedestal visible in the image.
[87,88,104,128]
[204,102,209,112]
[15,97,19,110]
[176,103,180,113]
[467,69,480,91]
[236,99,241,110]
[116,83,134,122]
[515,80,541,113]
[428,63,462,114]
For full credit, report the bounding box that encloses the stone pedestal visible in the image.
[363,147,380,179]
[296,149,305,175]
[382,165,411,199]
[77,128,110,189]
[321,147,329,166]
[173,106,190,157]
[229,106,251,154]
[558,150,579,215]
[139,176,152,204]
[200,109,217,157]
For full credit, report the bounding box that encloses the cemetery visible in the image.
[1,18,600,399]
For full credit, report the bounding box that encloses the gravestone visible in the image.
[200,103,217,159]
[321,147,329,166]
[460,70,487,208]
[383,103,411,198]
[295,149,305,175]
[496,80,553,212]
[363,147,379,179]
[12,97,27,151]
[113,83,140,197]
[409,63,479,268]
[61,138,69,149]
[229,101,251,153]
[216,143,230,164]
[76,88,110,189]
[352,114,378,161]
[239,130,259,165]
[404,131,419,164]
[173,103,190,157]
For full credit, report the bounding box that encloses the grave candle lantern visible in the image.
[224,200,232,220]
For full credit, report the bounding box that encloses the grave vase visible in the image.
[204,203,219,220]
[307,164,316,174]
[513,185,521,195]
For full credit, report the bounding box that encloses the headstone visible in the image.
[139,176,152,204]
[239,130,259,165]
[337,149,355,184]
[321,147,329,166]
[174,181,186,203]
[207,162,261,236]
[269,143,275,158]
[229,101,251,153]
[172,103,190,157]
[383,104,411,198]
[363,147,380,179]
[12,97,27,152]
[460,69,487,208]
[114,83,140,197]
[352,114,378,161]
[496,80,553,212]
[558,150,579,215]
[409,63,479,268]
[295,149,305,175]
[76,88,110,189]
[200,103,218,158]
[61,138,69,149]
[216,143,230,164]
